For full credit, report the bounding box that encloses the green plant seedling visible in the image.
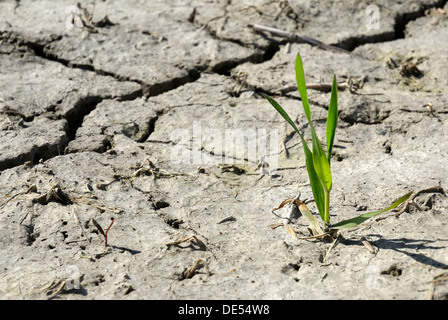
[264,52,412,234]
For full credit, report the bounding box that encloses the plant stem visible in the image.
[324,189,330,226]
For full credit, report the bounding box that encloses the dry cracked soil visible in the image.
[1,0,448,300]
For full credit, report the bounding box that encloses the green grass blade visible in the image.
[311,128,332,192]
[263,93,326,218]
[295,52,329,217]
[326,75,338,165]
[263,94,301,134]
[303,140,326,219]
[296,52,332,192]
[295,53,312,125]
[329,191,413,230]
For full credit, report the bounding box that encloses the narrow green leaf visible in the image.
[296,53,332,193]
[311,128,332,192]
[263,93,325,218]
[329,191,413,229]
[326,75,338,165]
[295,52,329,217]
[323,189,330,225]
[303,139,326,219]
[263,94,301,135]
[295,53,312,125]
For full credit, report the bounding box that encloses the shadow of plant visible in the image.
[110,245,141,255]
[341,235,448,269]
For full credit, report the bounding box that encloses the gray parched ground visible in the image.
[1,0,448,300]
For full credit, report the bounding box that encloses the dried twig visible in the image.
[183,259,210,279]
[0,108,27,119]
[29,183,71,205]
[1,185,35,208]
[70,195,123,213]
[278,76,366,95]
[72,2,115,34]
[248,23,351,54]
[42,279,66,300]
[90,218,115,254]
[393,185,445,218]
[130,158,193,179]
[166,235,206,250]
[428,271,448,300]
[323,234,340,262]
[286,225,332,240]
[47,183,72,204]
[233,71,247,96]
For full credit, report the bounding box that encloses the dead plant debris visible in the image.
[90,217,115,255]
[166,235,206,251]
[428,271,448,300]
[182,259,210,280]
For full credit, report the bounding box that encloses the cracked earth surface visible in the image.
[1,0,448,299]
